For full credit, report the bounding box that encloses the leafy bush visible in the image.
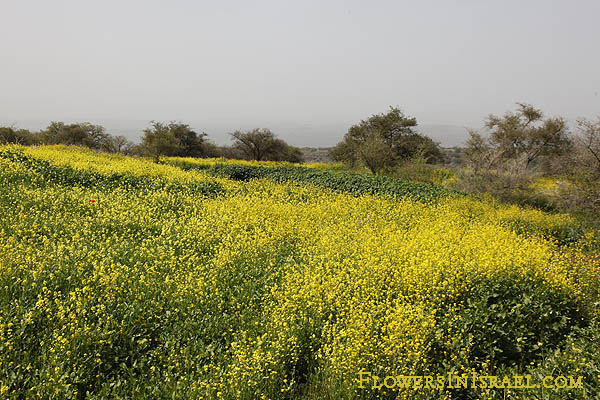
[194,162,459,202]
[433,272,589,371]
[210,164,268,181]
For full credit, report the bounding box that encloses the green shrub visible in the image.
[186,162,461,202]
[432,272,589,371]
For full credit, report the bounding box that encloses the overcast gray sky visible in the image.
[1,0,599,146]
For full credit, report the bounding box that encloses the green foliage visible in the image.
[230,128,304,162]
[425,274,600,400]
[37,122,111,150]
[519,323,600,400]
[357,132,395,175]
[448,272,587,368]
[142,121,208,163]
[181,162,459,202]
[330,107,443,173]
[1,123,136,155]
[426,272,592,400]
[500,216,583,245]
[487,104,571,167]
[382,154,455,185]
[500,190,558,213]
[0,150,224,197]
[465,103,572,171]
[103,135,134,154]
[1,145,598,399]
[0,126,33,145]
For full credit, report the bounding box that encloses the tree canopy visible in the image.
[230,128,303,162]
[465,103,572,171]
[141,121,208,163]
[36,122,111,150]
[330,107,443,174]
[0,126,33,145]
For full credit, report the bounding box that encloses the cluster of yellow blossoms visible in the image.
[0,145,597,399]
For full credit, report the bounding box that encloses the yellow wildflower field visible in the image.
[0,145,598,399]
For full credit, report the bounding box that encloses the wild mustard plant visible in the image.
[0,145,597,399]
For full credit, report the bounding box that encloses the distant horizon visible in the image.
[0,116,480,148]
[2,110,594,149]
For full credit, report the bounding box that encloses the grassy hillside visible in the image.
[0,145,598,399]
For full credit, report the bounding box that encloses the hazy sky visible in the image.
[1,0,599,146]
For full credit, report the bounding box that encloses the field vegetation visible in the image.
[0,145,598,399]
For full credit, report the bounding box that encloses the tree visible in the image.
[105,135,134,154]
[394,132,443,163]
[548,116,600,213]
[268,138,304,162]
[464,130,497,171]
[141,121,208,163]
[230,128,275,161]
[170,123,208,157]
[0,126,32,145]
[575,117,600,172]
[202,141,224,158]
[355,129,395,174]
[330,107,442,174]
[141,122,181,163]
[229,128,303,162]
[38,122,111,149]
[467,103,572,171]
